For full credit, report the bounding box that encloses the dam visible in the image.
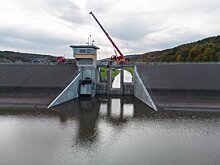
[136,63,220,111]
[0,44,220,111]
[0,64,78,108]
[0,62,220,111]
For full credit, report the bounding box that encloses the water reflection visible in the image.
[53,96,153,146]
[53,95,220,150]
[1,96,220,165]
[55,96,153,118]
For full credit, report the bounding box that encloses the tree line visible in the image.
[129,35,220,62]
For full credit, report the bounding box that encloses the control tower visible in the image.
[70,45,99,96]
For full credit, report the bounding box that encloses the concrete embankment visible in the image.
[134,66,157,110]
[0,64,78,108]
[136,63,220,111]
[1,62,220,111]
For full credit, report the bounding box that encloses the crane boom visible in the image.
[89,11,124,59]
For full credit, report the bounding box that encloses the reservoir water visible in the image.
[0,95,220,165]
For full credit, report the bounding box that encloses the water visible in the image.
[1,96,220,165]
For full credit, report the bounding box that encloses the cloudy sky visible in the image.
[0,0,220,59]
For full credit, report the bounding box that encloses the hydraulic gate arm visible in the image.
[89,11,124,58]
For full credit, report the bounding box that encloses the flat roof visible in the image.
[70,45,100,49]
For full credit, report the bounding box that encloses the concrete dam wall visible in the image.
[1,63,220,111]
[0,64,78,108]
[136,63,220,111]
[137,63,220,90]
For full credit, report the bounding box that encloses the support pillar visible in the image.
[120,68,124,95]
[107,68,111,94]
[107,96,112,118]
[120,97,124,119]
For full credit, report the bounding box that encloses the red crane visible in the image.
[89,11,127,64]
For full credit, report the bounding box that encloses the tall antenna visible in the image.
[86,37,89,45]
[89,35,92,45]
[92,39,95,45]
[86,35,95,45]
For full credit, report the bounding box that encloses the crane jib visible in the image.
[89,11,124,58]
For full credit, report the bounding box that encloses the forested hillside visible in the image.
[1,36,220,63]
[129,35,220,62]
[0,51,56,63]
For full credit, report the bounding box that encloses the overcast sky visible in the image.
[0,0,220,59]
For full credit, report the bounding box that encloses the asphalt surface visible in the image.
[0,64,78,108]
[137,63,220,111]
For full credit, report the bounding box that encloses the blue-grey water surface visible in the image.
[0,96,220,165]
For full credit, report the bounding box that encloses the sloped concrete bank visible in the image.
[0,64,78,108]
[136,63,220,111]
[133,66,157,111]
[48,73,81,108]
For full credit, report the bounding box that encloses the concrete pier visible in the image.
[48,73,81,108]
[120,68,124,94]
[134,66,157,111]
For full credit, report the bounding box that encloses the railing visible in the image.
[151,62,220,64]
[97,64,135,68]
[133,61,220,65]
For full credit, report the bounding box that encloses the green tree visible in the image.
[186,54,193,61]
[176,54,182,61]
